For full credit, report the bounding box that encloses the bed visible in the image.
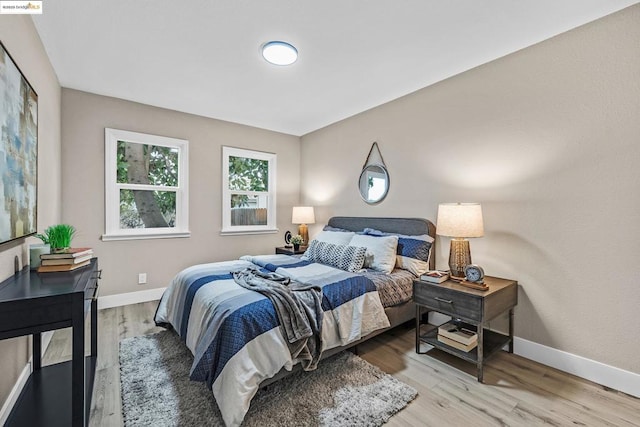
[154,216,435,426]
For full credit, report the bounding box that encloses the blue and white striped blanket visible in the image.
[154,254,390,426]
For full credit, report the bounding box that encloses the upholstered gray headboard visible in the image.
[327,216,436,269]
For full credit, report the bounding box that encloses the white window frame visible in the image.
[221,146,277,235]
[103,128,190,241]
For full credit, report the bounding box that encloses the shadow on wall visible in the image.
[483,230,572,350]
[0,238,29,274]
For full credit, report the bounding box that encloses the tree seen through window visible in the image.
[117,141,178,229]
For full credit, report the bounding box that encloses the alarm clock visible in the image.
[464,264,485,283]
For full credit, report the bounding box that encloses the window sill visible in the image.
[101,231,191,241]
[220,228,278,236]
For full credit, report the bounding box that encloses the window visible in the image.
[103,128,189,241]
[221,146,277,235]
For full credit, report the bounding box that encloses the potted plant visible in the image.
[36,224,76,253]
[290,234,304,251]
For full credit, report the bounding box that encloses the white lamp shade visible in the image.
[436,203,484,238]
[292,206,315,224]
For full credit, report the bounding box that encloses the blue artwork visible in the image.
[0,42,38,245]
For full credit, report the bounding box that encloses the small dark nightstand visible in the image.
[413,276,518,382]
[275,246,306,255]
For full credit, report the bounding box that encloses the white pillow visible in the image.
[349,234,398,274]
[311,230,355,246]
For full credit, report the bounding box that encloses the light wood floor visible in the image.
[43,302,640,426]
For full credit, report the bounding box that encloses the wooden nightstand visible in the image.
[275,246,306,255]
[413,276,517,382]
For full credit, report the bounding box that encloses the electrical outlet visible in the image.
[138,273,147,285]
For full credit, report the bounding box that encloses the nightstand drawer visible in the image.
[413,282,482,321]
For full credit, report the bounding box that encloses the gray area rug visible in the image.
[120,331,417,426]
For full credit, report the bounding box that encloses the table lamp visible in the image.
[436,203,484,279]
[292,206,315,246]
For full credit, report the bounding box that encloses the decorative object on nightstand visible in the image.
[292,206,315,246]
[464,264,485,283]
[438,321,478,347]
[284,230,293,248]
[420,270,450,284]
[289,234,304,251]
[436,203,484,279]
[461,263,488,290]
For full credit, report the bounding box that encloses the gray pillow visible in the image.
[322,225,352,232]
[302,240,367,273]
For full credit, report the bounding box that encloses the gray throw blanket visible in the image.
[232,268,324,371]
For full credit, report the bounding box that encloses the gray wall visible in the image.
[300,5,640,373]
[0,16,61,410]
[61,89,300,296]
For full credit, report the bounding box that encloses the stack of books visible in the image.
[38,248,93,273]
[437,321,478,352]
[420,270,450,284]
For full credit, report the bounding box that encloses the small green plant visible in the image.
[36,224,76,251]
[290,234,304,245]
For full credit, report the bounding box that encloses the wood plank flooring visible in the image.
[43,302,640,426]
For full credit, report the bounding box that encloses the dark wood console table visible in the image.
[0,258,100,426]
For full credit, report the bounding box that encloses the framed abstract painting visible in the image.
[0,41,38,245]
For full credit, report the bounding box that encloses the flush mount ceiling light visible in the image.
[261,41,298,66]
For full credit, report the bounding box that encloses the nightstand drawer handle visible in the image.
[434,297,453,304]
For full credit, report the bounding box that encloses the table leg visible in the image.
[415,305,420,353]
[72,296,85,427]
[477,322,484,382]
[32,332,41,371]
[508,308,514,353]
[91,297,98,357]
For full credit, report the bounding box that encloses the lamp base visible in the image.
[298,224,309,246]
[448,238,471,279]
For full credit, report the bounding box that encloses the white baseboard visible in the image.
[0,330,55,425]
[0,362,30,426]
[426,312,639,397]
[0,289,164,421]
[98,287,166,310]
[513,337,640,398]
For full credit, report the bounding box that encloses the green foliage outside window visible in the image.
[228,156,268,208]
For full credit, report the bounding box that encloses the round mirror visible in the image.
[358,164,389,204]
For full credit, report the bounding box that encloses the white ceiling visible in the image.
[32,0,638,136]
